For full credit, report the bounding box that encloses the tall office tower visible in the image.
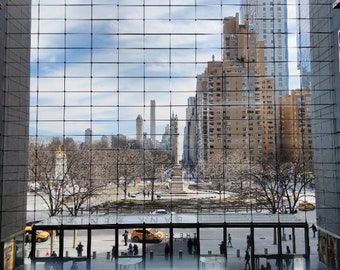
[85,128,92,144]
[296,0,312,90]
[310,2,340,268]
[196,14,276,169]
[279,89,313,166]
[0,2,31,268]
[183,97,198,169]
[150,100,156,148]
[161,124,170,150]
[136,114,144,148]
[240,0,289,96]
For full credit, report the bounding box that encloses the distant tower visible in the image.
[85,128,92,144]
[54,145,67,180]
[150,100,156,147]
[136,114,144,148]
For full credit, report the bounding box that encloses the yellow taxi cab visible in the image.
[25,226,50,243]
[297,201,316,211]
[130,228,165,243]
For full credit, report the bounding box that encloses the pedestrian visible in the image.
[266,262,272,270]
[28,250,33,260]
[51,251,57,257]
[133,244,138,255]
[76,242,83,256]
[25,232,31,245]
[285,246,291,268]
[111,245,115,261]
[128,243,133,255]
[246,235,252,251]
[310,224,317,238]
[194,236,200,254]
[123,230,129,246]
[244,250,251,270]
[187,238,194,254]
[219,241,226,255]
[164,243,170,258]
[227,233,232,247]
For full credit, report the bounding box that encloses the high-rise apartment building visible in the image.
[0,2,31,269]
[241,0,289,96]
[296,0,312,90]
[279,89,313,165]
[196,14,276,168]
[183,97,198,169]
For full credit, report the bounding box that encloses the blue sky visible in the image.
[30,0,300,143]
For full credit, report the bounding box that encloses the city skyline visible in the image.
[29,0,301,144]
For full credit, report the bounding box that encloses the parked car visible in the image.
[25,226,49,242]
[151,209,176,215]
[130,228,165,243]
[297,201,315,211]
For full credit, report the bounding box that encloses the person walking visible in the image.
[244,250,251,270]
[219,241,226,255]
[227,233,233,247]
[76,242,83,256]
[187,238,194,254]
[285,246,291,269]
[310,224,317,238]
[128,243,133,255]
[111,245,116,261]
[164,243,170,258]
[246,235,252,251]
[133,244,139,255]
[123,230,129,246]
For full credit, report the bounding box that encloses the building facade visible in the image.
[311,1,340,269]
[196,14,276,170]
[279,89,313,166]
[0,2,31,269]
[241,0,289,96]
[182,97,198,169]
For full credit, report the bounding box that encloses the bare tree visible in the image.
[29,140,107,217]
[142,149,171,201]
[248,157,313,214]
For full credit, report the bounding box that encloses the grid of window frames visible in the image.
[27,0,322,268]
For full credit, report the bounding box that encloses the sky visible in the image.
[30,0,302,144]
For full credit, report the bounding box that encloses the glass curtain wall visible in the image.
[26,0,326,269]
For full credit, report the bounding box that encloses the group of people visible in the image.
[187,237,199,255]
[37,224,319,269]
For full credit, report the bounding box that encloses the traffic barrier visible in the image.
[106,252,110,260]
[179,250,183,259]
[264,248,268,255]
[236,249,240,257]
[93,251,96,259]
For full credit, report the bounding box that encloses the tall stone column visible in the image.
[171,114,185,194]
